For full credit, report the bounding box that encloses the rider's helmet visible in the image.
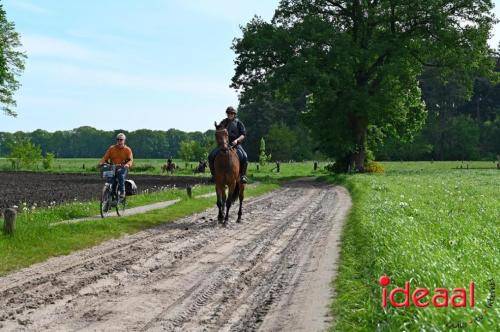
[226,106,237,114]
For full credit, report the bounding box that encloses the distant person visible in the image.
[208,106,248,183]
[99,133,133,199]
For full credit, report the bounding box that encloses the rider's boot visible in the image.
[240,162,248,184]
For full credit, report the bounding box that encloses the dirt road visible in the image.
[0,180,351,331]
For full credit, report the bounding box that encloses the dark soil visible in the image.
[0,172,208,209]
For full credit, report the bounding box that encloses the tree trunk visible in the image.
[350,116,368,172]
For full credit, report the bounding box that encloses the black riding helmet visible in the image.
[226,106,237,114]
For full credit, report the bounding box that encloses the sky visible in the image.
[1,0,499,133]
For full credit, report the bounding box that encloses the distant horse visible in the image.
[213,122,245,225]
[161,161,176,174]
[194,160,207,173]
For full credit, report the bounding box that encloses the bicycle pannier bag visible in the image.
[125,179,138,196]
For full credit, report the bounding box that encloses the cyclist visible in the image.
[98,133,134,199]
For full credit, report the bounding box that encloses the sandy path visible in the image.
[0,180,351,331]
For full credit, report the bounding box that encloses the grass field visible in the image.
[0,158,330,179]
[328,162,499,331]
[0,157,210,176]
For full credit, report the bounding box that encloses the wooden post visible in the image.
[276,161,280,173]
[314,161,318,171]
[186,185,192,198]
[256,164,260,171]
[3,208,16,235]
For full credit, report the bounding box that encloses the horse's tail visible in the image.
[231,182,240,203]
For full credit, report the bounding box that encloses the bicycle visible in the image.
[99,163,127,218]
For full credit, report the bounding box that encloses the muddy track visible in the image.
[0,180,351,331]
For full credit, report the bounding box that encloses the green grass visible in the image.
[0,157,212,177]
[0,182,278,275]
[0,158,328,179]
[328,164,499,331]
[249,160,327,181]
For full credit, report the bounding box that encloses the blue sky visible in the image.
[1,0,499,133]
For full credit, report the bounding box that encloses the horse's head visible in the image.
[214,122,229,150]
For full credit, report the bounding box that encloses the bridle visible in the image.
[215,128,232,152]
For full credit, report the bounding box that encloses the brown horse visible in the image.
[214,122,245,225]
[161,161,176,174]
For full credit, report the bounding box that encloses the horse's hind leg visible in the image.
[236,184,244,223]
[224,198,232,225]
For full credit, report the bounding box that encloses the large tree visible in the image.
[0,4,26,117]
[232,0,496,171]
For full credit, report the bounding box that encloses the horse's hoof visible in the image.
[236,218,241,223]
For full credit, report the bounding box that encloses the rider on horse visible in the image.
[208,106,248,183]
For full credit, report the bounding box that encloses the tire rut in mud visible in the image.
[0,180,351,331]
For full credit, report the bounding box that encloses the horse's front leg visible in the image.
[216,189,224,223]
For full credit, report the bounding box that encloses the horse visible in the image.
[213,122,245,225]
[194,160,207,173]
[161,161,176,174]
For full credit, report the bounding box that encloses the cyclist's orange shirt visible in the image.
[100,145,133,167]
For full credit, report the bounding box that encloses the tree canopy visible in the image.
[232,0,496,171]
[0,4,26,117]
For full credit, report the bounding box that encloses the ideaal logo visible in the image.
[379,276,475,308]
[379,276,496,328]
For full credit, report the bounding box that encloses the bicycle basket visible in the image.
[101,164,116,178]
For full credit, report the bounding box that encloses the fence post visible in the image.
[314,161,318,171]
[3,208,17,235]
[186,185,192,198]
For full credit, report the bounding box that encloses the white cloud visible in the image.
[27,62,236,99]
[21,35,112,62]
[8,0,50,14]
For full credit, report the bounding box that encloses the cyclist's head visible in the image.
[116,133,126,145]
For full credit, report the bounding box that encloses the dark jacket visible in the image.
[219,118,246,143]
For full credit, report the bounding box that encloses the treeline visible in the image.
[238,63,500,162]
[0,126,215,159]
[375,62,500,161]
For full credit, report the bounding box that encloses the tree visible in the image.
[8,139,42,169]
[258,137,270,165]
[232,0,496,171]
[266,123,297,161]
[0,4,26,117]
[179,140,206,162]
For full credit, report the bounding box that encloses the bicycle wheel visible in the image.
[100,185,112,218]
[116,195,126,216]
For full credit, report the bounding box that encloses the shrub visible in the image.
[365,161,384,173]
[42,152,55,170]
